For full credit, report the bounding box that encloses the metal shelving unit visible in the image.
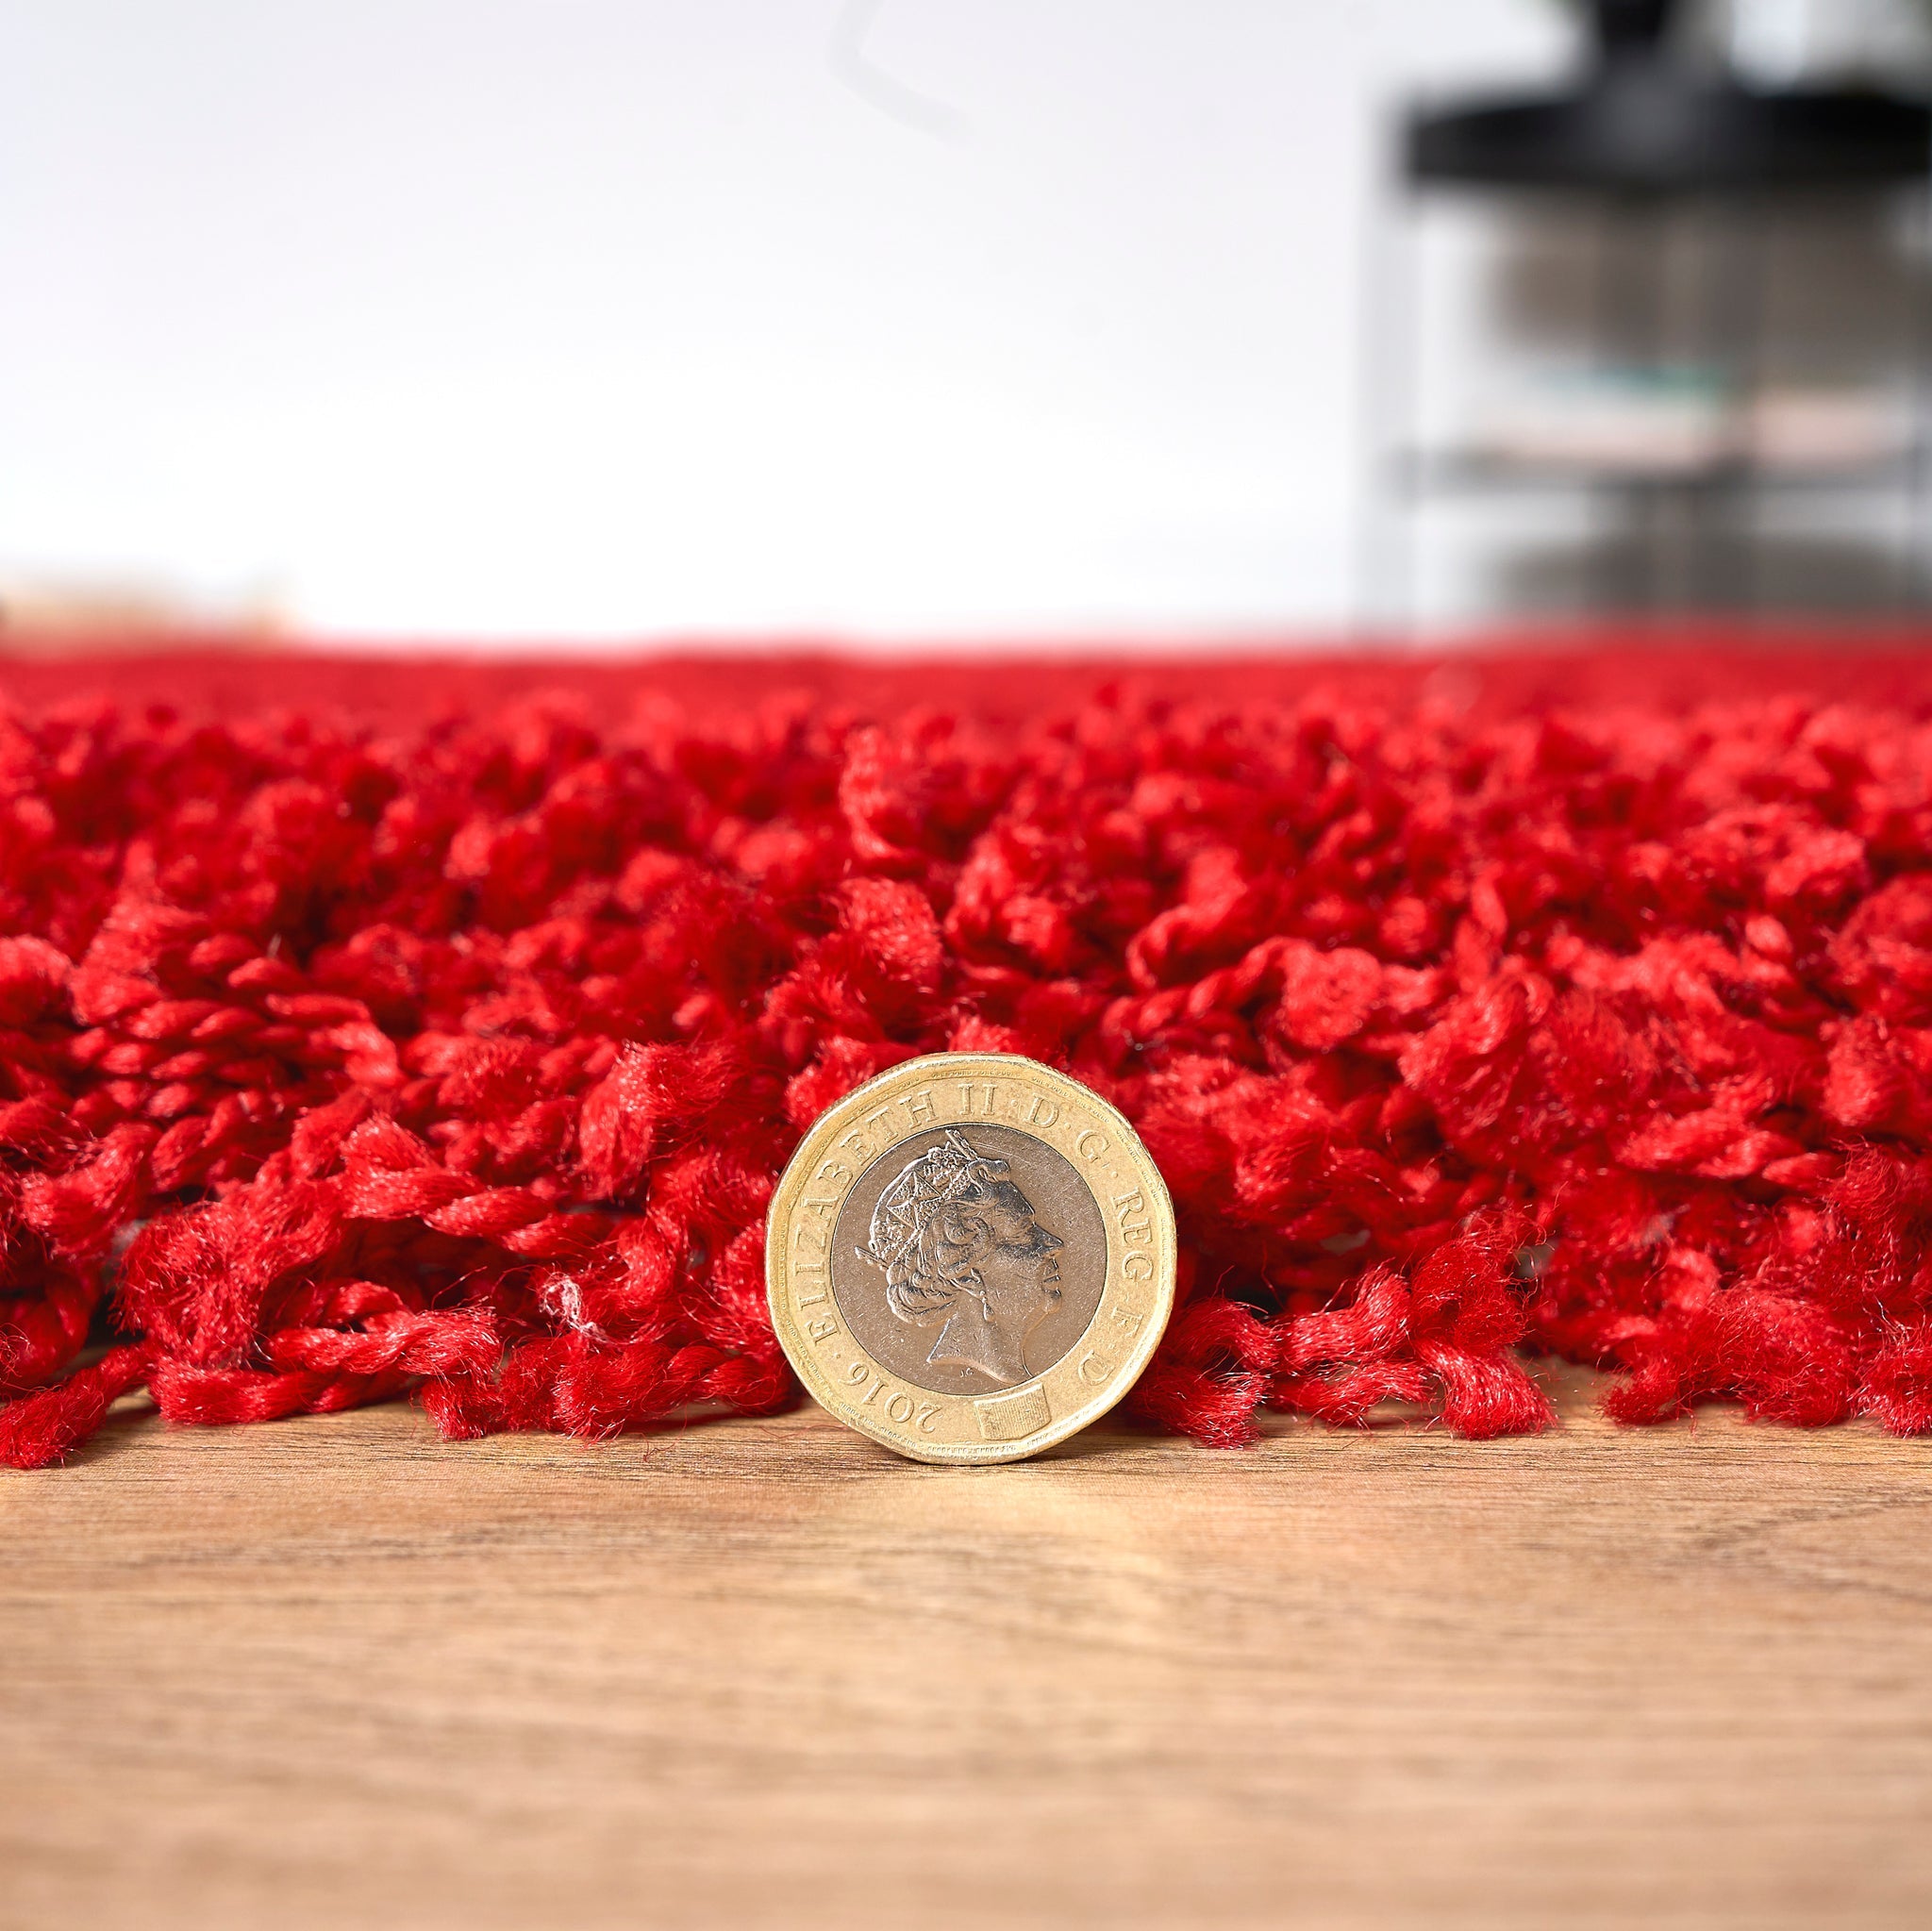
[1363,0,1932,626]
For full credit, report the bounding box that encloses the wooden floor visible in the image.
[3,1365,1930,1931]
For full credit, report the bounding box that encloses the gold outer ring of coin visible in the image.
[765,1051,1176,1465]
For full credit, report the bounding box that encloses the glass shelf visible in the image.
[1395,448,1929,496]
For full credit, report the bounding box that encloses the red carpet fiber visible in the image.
[5,635,1932,1466]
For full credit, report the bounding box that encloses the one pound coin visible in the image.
[766,1052,1176,1464]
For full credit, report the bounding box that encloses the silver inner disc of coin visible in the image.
[831,1122,1109,1397]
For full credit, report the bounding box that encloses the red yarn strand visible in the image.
[2,650,1932,1463]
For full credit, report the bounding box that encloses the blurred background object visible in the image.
[0,1,1927,645]
[0,568,286,649]
[1372,0,1932,623]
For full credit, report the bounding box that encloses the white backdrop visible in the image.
[0,1,1565,642]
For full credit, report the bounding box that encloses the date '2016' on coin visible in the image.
[766,1053,1176,1464]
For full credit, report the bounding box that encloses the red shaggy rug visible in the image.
[5,634,1932,1469]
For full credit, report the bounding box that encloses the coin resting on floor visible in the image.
[766,1053,1176,1464]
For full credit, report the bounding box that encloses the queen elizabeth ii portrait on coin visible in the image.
[860,1127,1066,1387]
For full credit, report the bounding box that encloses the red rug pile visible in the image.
[5,636,1932,1468]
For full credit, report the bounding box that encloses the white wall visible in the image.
[0,1,1567,642]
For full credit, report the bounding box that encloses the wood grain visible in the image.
[4,1365,1930,1931]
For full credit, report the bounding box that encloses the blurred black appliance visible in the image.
[1369,0,1932,621]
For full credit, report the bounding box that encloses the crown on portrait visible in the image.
[864,1128,1008,1272]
